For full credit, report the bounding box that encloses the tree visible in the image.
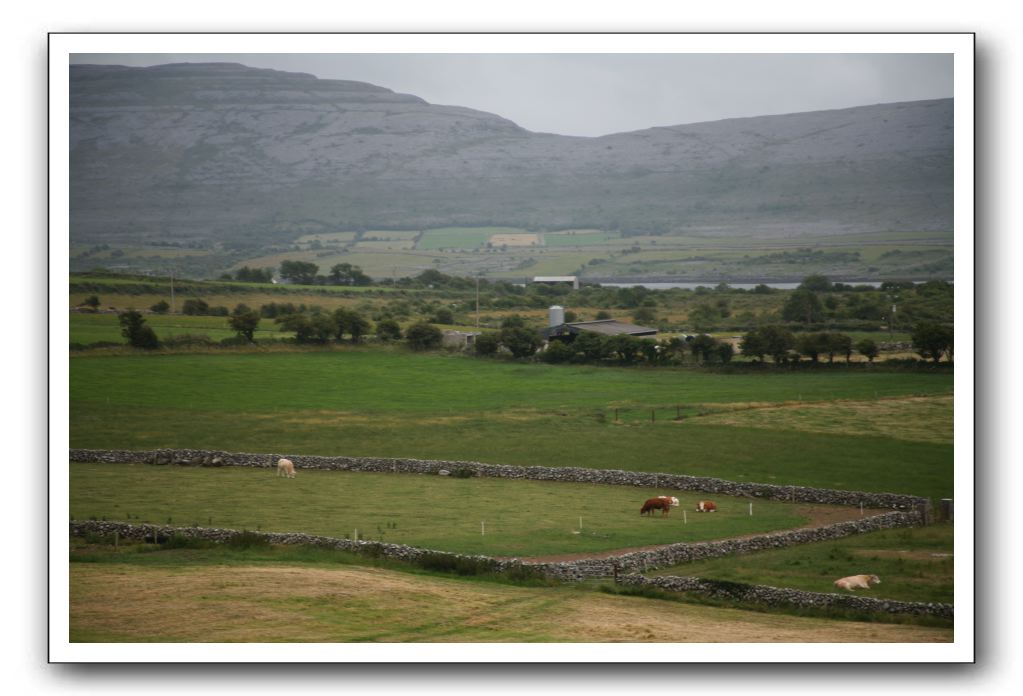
[474,332,501,357]
[118,310,159,349]
[375,318,402,342]
[228,303,260,342]
[717,342,734,363]
[539,340,576,364]
[573,332,611,363]
[500,315,527,329]
[333,308,371,343]
[594,310,612,320]
[688,303,719,332]
[606,334,644,365]
[912,322,954,363]
[795,332,827,363]
[743,326,796,364]
[150,300,170,314]
[234,266,273,283]
[279,260,319,285]
[431,307,455,325]
[276,313,332,343]
[499,326,542,359]
[689,333,719,363]
[782,289,824,326]
[799,274,833,293]
[329,263,371,286]
[182,298,209,316]
[856,338,880,363]
[632,306,657,325]
[405,322,443,351]
[826,332,853,363]
[81,295,101,310]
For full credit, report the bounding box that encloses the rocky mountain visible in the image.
[70,62,953,247]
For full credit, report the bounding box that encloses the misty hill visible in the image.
[70,62,953,248]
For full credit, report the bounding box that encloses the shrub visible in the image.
[474,332,500,357]
[150,300,170,314]
[375,318,402,342]
[405,322,443,351]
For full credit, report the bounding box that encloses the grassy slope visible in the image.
[69,350,954,499]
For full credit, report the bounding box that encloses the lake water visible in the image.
[599,281,886,291]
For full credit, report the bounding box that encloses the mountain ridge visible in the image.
[69,62,953,249]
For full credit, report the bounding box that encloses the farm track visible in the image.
[506,504,885,563]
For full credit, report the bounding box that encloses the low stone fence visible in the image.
[617,573,953,620]
[69,448,931,521]
[70,506,922,582]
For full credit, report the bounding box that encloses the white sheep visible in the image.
[276,458,296,479]
[833,574,881,591]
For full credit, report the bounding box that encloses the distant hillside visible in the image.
[70,62,953,251]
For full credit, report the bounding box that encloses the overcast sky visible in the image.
[71,53,953,137]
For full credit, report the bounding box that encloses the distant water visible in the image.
[599,281,885,291]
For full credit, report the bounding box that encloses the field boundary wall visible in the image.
[617,573,953,619]
[69,448,932,519]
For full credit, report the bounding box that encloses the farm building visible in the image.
[532,275,579,290]
[442,330,482,350]
[542,319,658,341]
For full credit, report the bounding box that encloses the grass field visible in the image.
[68,549,952,642]
[648,524,954,605]
[70,462,823,556]
[69,349,954,499]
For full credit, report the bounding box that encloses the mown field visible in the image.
[70,463,828,557]
[69,349,954,499]
[68,543,953,642]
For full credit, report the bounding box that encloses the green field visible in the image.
[648,524,954,605]
[70,312,290,344]
[416,227,527,251]
[71,462,818,557]
[69,349,954,499]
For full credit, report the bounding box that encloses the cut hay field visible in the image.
[69,350,954,499]
[70,462,822,557]
[68,555,952,642]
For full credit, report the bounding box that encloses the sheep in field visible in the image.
[833,574,881,591]
[276,458,296,478]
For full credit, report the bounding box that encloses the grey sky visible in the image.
[71,53,953,137]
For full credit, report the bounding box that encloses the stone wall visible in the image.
[69,448,931,520]
[617,573,953,619]
[70,507,921,581]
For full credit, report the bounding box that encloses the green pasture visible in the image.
[648,524,954,605]
[69,350,954,499]
[417,227,527,251]
[70,313,289,344]
[70,462,813,556]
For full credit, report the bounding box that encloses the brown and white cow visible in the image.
[695,500,717,512]
[640,497,675,516]
[276,458,296,478]
[833,574,881,591]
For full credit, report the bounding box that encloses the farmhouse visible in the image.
[532,275,580,290]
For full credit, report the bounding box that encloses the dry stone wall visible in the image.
[69,448,931,519]
[618,574,953,619]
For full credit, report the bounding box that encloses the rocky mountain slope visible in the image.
[70,62,953,247]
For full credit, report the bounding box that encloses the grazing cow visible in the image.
[641,497,674,516]
[657,496,680,507]
[695,500,717,512]
[276,458,296,479]
[833,574,881,591]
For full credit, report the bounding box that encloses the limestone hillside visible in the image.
[70,62,953,246]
